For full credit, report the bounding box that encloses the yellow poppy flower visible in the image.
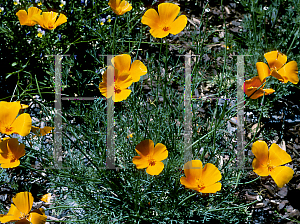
[31,126,54,136]
[99,66,133,102]
[244,76,275,99]
[256,51,299,84]
[132,139,168,175]
[16,7,42,26]
[112,54,147,82]
[40,193,52,203]
[141,3,187,38]
[108,0,132,15]
[0,101,32,136]
[180,160,222,193]
[0,192,47,224]
[0,138,25,168]
[252,140,294,188]
[31,11,67,30]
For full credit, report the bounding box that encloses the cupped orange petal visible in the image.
[146,161,164,175]
[150,27,170,38]
[112,54,131,74]
[158,3,180,25]
[0,204,21,223]
[264,51,287,70]
[108,0,132,15]
[244,76,274,99]
[11,113,32,136]
[152,143,168,162]
[278,61,299,84]
[0,101,21,129]
[180,176,198,190]
[116,72,133,89]
[118,0,132,15]
[12,192,33,216]
[169,15,187,35]
[200,182,222,193]
[129,60,147,82]
[183,160,203,181]
[28,208,47,224]
[251,140,269,166]
[270,166,294,188]
[135,139,154,157]
[252,158,269,176]
[256,62,270,83]
[54,13,67,28]
[40,193,52,203]
[141,8,160,29]
[113,88,131,102]
[201,163,222,187]
[16,10,30,25]
[268,143,292,167]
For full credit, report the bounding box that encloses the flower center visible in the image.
[5,126,13,133]
[267,163,275,172]
[114,86,121,94]
[162,26,170,32]
[196,179,205,191]
[148,159,156,166]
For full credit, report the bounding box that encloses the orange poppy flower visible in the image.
[112,54,147,82]
[252,140,294,188]
[256,51,299,84]
[31,11,67,30]
[108,0,132,15]
[0,101,32,136]
[0,192,47,224]
[141,3,187,38]
[99,66,133,102]
[0,138,25,168]
[16,7,42,26]
[31,126,54,136]
[244,76,275,99]
[40,193,52,203]
[132,139,168,175]
[180,160,222,193]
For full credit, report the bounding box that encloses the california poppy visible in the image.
[132,139,168,175]
[244,76,275,99]
[141,3,187,38]
[16,7,42,26]
[31,11,67,30]
[99,66,133,102]
[252,140,294,188]
[256,51,299,84]
[180,160,222,193]
[40,193,52,203]
[0,192,47,224]
[108,0,132,15]
[111,54,147,82]
[0,138,25,168]
[0,101,32,136]
[31,126,54,136]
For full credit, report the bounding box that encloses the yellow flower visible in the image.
[37,2,42,6]
[100,21,104,26]
[0,192,47,224]
[31,11,67,30]
[132,139,168,175]
[256,51,299,84]
[141,3,187,38]
[108,0,132,16]
[0,101,32,136]
[127,133,134,138]
[112,54,147,82]
[252,140,294,188]
[0,138,25,168]
[31,126,54,136]
[16,7,42,26]
[40,193,52,203]
[180,160,222,193]
[244,76,275,99]
[99,66,133,102]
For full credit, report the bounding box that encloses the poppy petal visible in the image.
[114,88,131,102]
[268,143,292,167]
[278,61,299,84]
[146,161,164,175]
[28,209,47,224]
[180,176,198,190]
[119,1,132,14]
[169,15,187,35]
[135,139,154,157]
[27,7,42,18]
[11,113,32,136]
[7,138,25,160]
[256,62,270,83]
[116,72,133,89]
[158,3,180,25]
[252,158,269,176]
[141,8,160,29]
[270,166,294,188]
[183,160,203,181]
[0,204,21,222]
[201,182,222,193]
[1,159,20,168]
[129,60,147,82]
[201,163,222,187]
[251,140,269,166]
[152,143,168,162]
[12,192,33,215]
[0,101,21,129]
[112,54,131,74]
[264,51,287,70]
[16,10,29,25]
[150,27,170,38]
[54,14,67,27]
[132,155,148,169]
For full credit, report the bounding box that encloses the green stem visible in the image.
[112,16,118,54]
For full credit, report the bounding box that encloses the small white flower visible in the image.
[205,8,210,13]
[263,6,269,10]
[14,0,20,5]
[37,28,45,38]
[0,7,4,13]
[60,0,66,7]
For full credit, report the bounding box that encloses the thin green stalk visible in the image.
[112,16,118,54]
